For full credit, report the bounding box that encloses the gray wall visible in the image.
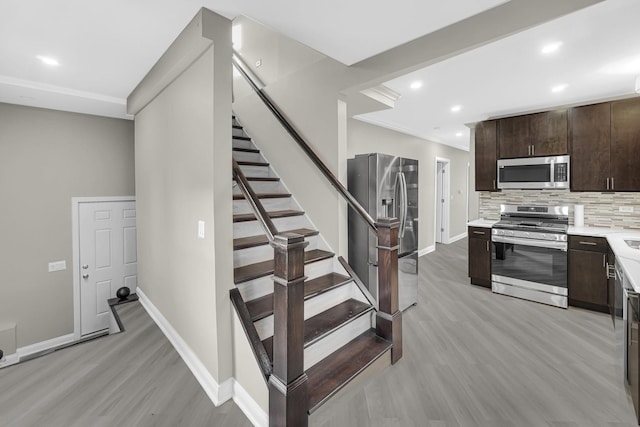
[0,103,134,351]
[348,119,470,250]
[130,9,234,386]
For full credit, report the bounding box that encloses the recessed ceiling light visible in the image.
[455,132,463,137]
[37,55,59,66]
[410,81,423,90]
[450,105,461,112]
[551,84,568,93]
[541,42,562,54]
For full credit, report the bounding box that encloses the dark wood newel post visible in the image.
[375,217,403,364]
[269,232,309,427]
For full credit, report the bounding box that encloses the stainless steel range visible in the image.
[491,204,569,308]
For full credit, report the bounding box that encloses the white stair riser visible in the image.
[232,139,255,150]
[232,180,285,194]
[236,257,338,302]
[236,275,274,302]
[238,164,274,178]
[234,236,320,267]
[255,282,359,340]
[233,198,297,214]
[304,310,374,371]
[232,150,265,163]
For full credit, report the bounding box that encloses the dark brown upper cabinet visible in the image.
[475,120,498,191]
[571,96,640,191]
[611,97,640,191]
[498,110,568,159]
[570,102,611,191]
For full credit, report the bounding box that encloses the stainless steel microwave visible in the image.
[497,155,570,189]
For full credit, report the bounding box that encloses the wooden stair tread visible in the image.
[234,249,334,284]
[306,329,391,414]
[233,176,280,182]
[232,147,260,153]
[233,124,243,129]
[233,135,252,141]
[233,192,291,200]
[233,209,304,223]
[236,160,269,167]
[245,272,352,321]
[262,298,372,360]
[233,228,318,250]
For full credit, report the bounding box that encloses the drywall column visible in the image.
[128,8,234,400]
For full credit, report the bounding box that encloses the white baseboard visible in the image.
[0,332,75,369]
[137,288,232,406]
[448,232,467,244]
[233,379,268,427]
[0,353,19,368]
[419,245,435,257]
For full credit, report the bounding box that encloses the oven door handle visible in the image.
[492,235,568,251]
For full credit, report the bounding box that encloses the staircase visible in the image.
[230,115,393,415]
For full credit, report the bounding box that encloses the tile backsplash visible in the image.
[479,191,640,229]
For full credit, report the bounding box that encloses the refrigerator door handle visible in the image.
[399,172,408,238]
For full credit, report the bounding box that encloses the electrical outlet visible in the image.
[619,206,634,213]
[255,59,262,68]
[48,260,66,272]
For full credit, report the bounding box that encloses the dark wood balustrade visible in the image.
[231,52,403,426]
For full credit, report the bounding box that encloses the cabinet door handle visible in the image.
[493,179,496,190]
[486,240,489,252]
[527,145,531,156]
[606,177,610,190]
[473,231,485,235]
[532,145,535,156]
[611,177,614,190]
[603,254,606,268]
[579,241,597,246]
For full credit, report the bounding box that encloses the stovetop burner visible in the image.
[493,204,569,234]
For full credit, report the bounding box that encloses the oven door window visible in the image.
[492,241,567,288]
[499,164,551,183]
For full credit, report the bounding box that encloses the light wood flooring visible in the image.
[1,238,638,426]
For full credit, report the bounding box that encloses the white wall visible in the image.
[0,103,134,352]
[130,8,234,389]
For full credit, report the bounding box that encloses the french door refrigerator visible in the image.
[347,153,418,311]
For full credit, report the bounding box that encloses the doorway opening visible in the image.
[434,158,450,246]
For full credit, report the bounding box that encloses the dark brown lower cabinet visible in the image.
[468,226,491,288]
[568,235,608,313]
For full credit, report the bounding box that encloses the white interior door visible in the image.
[435,160,450,244]
[79,201,137,336]
[436,162,444,243]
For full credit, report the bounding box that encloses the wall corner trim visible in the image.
[448,232,468,244]
[419,245,436,257]
[137,288,231,406]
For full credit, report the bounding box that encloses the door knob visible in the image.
[82,273,89,279]
[82,264,89,269]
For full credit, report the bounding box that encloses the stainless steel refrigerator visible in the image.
[347,153,418,311]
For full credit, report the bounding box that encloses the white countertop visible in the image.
[567,227,640,293]
[467,219,497,228]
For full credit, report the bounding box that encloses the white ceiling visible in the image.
[1,0,638,153]
[358,0,640,150]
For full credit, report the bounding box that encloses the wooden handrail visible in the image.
[232,53,377,232]
[232,159,278,242]
[229,288,272,382]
